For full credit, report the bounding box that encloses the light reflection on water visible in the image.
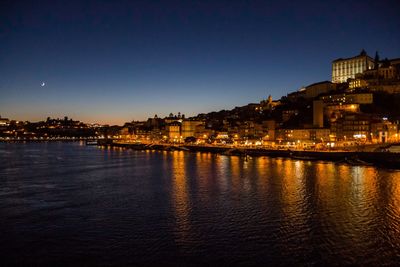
[0,142,399,266]
[170,151,191,244]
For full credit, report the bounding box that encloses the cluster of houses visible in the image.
[117,50,400,149]
[4,50,398,148]
[0,116,100,139]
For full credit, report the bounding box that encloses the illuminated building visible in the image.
[324,103,360,118]
[370,120,398,143]
[363,66,397,80]
[260,95,281,110]
[0,116,10,132]
[181,120,204,138]
[119,127,132,140]
[331,113,371,141]
[275,128,331,146]
[280,129,310,141]
[166,121,181,142]
[0,116,10,127]
[237,121,264,139]
[360,58,400,80]
[332,50,375,83]
[351,57,400,93]
[348,79,368,89]
[215,132,229,140]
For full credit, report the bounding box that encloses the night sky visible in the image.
[1,0,399,125]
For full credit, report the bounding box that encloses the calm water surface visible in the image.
[1,142,399,266]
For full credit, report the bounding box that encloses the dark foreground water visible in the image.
[1,142,399,266]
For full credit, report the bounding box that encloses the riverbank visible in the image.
[0,138,99,142]
[97,140,400,169]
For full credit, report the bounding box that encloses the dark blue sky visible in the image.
[1,0,399,124]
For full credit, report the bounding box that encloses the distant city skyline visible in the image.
[1,0,399,125]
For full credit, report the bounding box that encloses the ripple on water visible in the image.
[0,143,400,266]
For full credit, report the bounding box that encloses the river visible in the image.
[1,142,399,266]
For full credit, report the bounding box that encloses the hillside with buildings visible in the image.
[174,49,400,147]
[2,50,400,148]
[108,50,400,148]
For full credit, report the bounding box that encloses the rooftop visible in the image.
[332,49,374,63]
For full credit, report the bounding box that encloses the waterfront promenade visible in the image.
[2,137,398,168]
[98,140,400,169]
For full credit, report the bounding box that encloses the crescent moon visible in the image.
[41,82,45,87]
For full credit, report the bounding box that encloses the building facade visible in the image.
[181,120,204,138]
[331,113,371,141]
[332,50,375,83]
[166,121,181,142]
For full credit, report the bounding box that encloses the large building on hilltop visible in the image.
[332,50,375,83]
[350,57,400,93]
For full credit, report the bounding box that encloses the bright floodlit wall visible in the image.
[181,120,204,138]
[332,54,374,83]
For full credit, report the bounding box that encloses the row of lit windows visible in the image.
[333,74,356,78]
[333,68,362,72]
[333,72,359,77]
[333,67,364,72]
[334,59,364,64]
[343,121,369,125]
[333,65,366,71]
[333,63,365,69]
